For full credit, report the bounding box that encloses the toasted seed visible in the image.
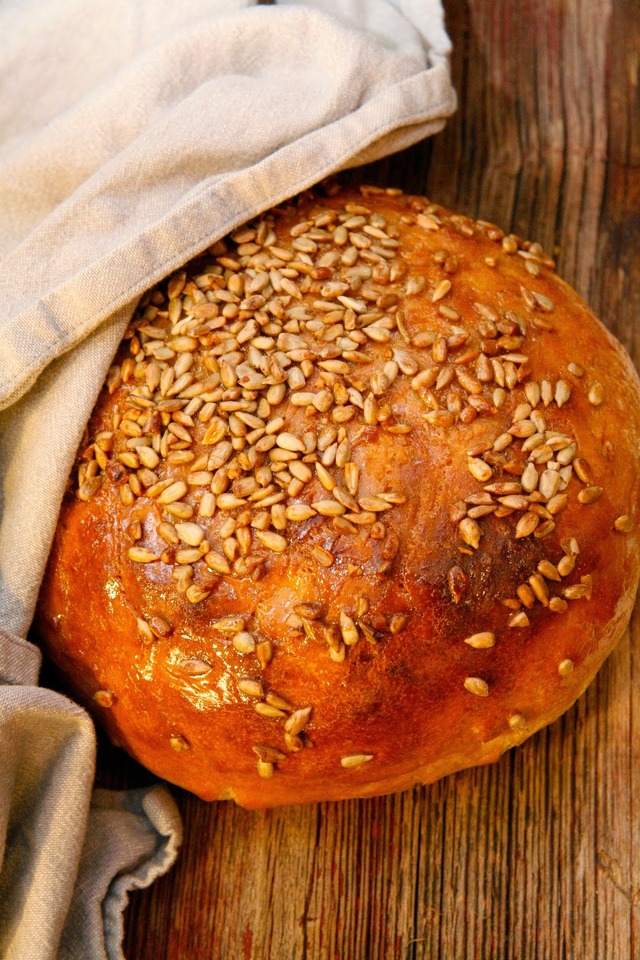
[561,537,580,556]
[557,554,576,577]
[389,614,408,634]
[517,584,536,608]
[284,732,304,752]
[237,678,265,699]
[614,515,633,532]
[137,617,155,643]
[204,551,231,574]
[252,743,287,766]
[179,658,211,676]
[265,691,294,712]
[524,381,541,407]
[515,512,539,538]
[175,522,205,546]
[313,499,345,517]
[459,517,481,549]
[555,442,576,465]
[562,584,589,600]
[256,640,273,669]
[537,559,561,581]
[546,493,568,515]
[257,760,274,779]
[573,457,592,484]
[293,602,323,621]
[411,368,439,391]
[558,658,574,676]
[284,707,312,736]
[315,462,336,491]
[343,511,376,526]
[499,495,530,511]
[93,689,115,708]
[256,530,287,552]
[185,583,211,604]
[340,753,374,769]
[555,380,571,407]
[138,446,160,469]
[358,496,393,513]
[467,457,493,482]
[289,460,313,483]
[508,611,530,628]
[157,481,188,504]
[464,631,495,649]
[509,419,536,438]
[493,432,513,453]
[538,470,561,501]
[578,486,602,504]
[580,574,593,599]
[233,632,256,655]
[343,462,359,497]
[340,611,359,646]
[255,702,287,719]
[432,279,452,302]
[169,734,191,752]
[540,380,553,406]
[277,432,306,452]
[528,573,549,606]
[549,597,568,613]
[286,503,317,522]
[128,546,158,563]
[463,677,489,697]
[175,547,202,565]
[520,462,539,493]
[311,545,334,567]
[165,501,194,520]
[588,382,604,406]
[508,714,526,731]
[148,616,172,637]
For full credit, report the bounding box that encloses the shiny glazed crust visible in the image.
[37,185,640,807]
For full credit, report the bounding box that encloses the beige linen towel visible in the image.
[0,1,456,957]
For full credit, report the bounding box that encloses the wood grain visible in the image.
[102,2,640,956]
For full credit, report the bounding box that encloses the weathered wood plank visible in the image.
[111,2,640,957]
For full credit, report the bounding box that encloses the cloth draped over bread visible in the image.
[0,1,455,956]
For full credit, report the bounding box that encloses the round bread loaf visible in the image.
[37,184,640,808]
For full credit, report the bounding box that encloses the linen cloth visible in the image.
[0,0,456,956]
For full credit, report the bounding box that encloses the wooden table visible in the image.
[101,2,640,956]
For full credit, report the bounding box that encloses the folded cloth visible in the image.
[0,0,455,957]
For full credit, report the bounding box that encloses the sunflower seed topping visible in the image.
[340,753,374,769]
[169,734,191,752]
[508,714,526,731]
[128,547,158,563]
[73,185,619,783]
[588,382,604,406]
[464,632,495,649]
[614,515,633,532]
[464,677,489,697]
[93,689,115,708]
[257,760,274,779]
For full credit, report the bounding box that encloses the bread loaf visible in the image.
[36,184,640,807]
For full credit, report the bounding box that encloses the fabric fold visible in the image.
[58,788,182,960]
[0,688,96,960]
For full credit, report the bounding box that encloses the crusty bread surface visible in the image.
[37,185,640,807]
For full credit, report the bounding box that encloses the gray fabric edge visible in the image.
[101,786,183,960]
[0,630,41,686]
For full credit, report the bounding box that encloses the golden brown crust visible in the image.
[36,185,640,807]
